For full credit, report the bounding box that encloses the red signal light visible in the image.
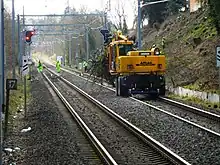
[25,30,35,43]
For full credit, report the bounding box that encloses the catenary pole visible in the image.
[12,0,15,78]
[0,0,4,163]
[68,35,71,66]
[22,6,27,118]
[17,15,21,74]
[137,0,141,49]
[86,26,89,61]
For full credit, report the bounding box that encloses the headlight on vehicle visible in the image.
[154,48,160,55]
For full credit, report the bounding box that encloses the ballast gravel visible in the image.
[57,69,220,165]
[3,70,103,165]
[49,78,173,165]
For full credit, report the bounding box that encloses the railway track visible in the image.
[42,73,116,165]
[132,97,220,137]
[41,63,220,164]
[158,96,220,120]
[58,66,220,137]
[43,68,189,165]
[146,97,220,133]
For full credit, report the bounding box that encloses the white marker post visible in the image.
[216,46,220,107]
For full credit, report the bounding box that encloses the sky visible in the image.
[5,0,136,29]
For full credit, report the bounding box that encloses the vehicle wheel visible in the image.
[115,78,119,96]
[118,77,128,97]
[112,78,116,87]
[150,93,159,99]
[159,85,166,96]
[118,77,122,96]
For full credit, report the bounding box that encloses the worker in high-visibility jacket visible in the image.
[37,60,43,72]
[83,61,88,72]
[56,60,61,73]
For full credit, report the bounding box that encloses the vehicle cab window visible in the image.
[118,44,133,56]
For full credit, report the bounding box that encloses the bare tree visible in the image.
[113,0,130,33]
[130,0,138,30]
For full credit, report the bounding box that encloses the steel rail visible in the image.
[46,67,190,165]
[42,72,118,165]
[131,97,220,137]
[159,97,220,121]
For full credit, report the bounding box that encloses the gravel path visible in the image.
[51,67,220,165]
[47,74,174,165]
[3,69,103,165]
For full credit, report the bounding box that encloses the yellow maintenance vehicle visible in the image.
[102,30,166,96]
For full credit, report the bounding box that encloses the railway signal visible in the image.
[100,29,109,40]
[25,30,35,43]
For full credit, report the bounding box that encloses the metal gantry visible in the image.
[22,13,105,17]
[19,12,105,62]
[20,23,88,64]
[21,23,86,27]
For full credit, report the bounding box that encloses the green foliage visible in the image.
[184,17,217,41]
[8,81,31,124]
[142,0,167,25]
[166,0,186,15]
[142,0,185,26]
[86,47,115,85]
[183,83,200,91]
[209,0,220,34]
[89,51,107,77]
[184,82,220,94]
[169,93,220,110]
